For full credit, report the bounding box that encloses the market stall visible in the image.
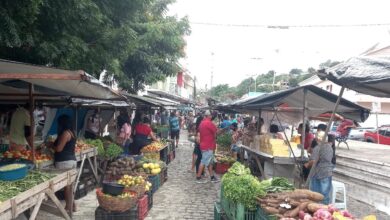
[226,85,369,184]
[0,168,77,220]
[0,59,125,219]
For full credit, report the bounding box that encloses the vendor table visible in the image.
[74,147,98,194]
[0,169,77,220]
[239,145,308,183]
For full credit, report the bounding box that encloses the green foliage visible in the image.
[0,0,190,93]
[85,139,104,155]
[217,133,232,149]
[222,162,266,210]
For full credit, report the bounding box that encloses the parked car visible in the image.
[364,126,390,145]
[348,127,375,141]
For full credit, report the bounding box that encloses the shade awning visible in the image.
[234,85,370,122]
[318,56,390,98]
[70,98,131,108]
[0,59,123,100]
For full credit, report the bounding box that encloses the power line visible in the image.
[190,22,390,28]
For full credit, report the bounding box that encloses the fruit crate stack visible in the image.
[146,191,153,211]
[95,205,138,220]
[138,194,149,220]
[148,174,160,194]
[159,166,168,186]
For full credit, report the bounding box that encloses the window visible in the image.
[379,129,386,136]
[326,85,333,92]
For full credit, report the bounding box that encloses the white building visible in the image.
[149,71,195,100]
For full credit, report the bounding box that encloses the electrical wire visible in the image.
[190,22,390,28]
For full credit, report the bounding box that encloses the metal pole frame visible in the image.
[322,87,345,142]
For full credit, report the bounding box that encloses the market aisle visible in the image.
[145,130,220,220]
[36,130,219,220]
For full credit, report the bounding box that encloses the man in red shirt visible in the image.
[196,110,219,183]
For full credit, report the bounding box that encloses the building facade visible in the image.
[149,71,195,100]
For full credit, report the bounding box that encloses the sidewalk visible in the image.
[145,130,219,220]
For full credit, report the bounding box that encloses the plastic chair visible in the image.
[331,180,347,210]
[335,127,352,150]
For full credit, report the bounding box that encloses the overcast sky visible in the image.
[168,0,390,88]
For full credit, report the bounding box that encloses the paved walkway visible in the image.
[145,131,219,220]
[36,130,219,220]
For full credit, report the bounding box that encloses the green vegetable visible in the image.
[0,171,54,202]
[265,177,294,193]
[105,143,123,158]
[227,162,251,176]
[222,162,266,210]
[85,139,104,155]
[217,133,232,149]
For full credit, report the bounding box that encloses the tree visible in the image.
[209,84,230,99]
[289,68,303,75]
[319,60,340,69]
[0,0,189,93]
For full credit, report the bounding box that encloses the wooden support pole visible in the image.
[29,83,36,164]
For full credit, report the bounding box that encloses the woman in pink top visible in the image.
[298,123,315,150]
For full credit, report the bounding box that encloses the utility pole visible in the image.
[210,52,214,89]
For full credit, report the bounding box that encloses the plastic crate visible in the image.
[95,205,138,220]
[0,144,9,153]
[215,163,231,175]
[148,174,160,194]
[138,194,148,220]
[169,151,174,162]
[147,191,153,210]
[220,184,257,220]
[214,202,225,220]
[159,147,168,164]
[159,167,168,186]
[256,207,277,220]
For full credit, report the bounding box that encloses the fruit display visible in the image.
[75,139,94,152]
[117,175,146,188]
[136,161,161,175]
[0,164,26,172]
[145,181,152,192]
[215,155,236,165]
[96,187,137,199]
[141,141,165,153]
[105,157,136,177]
[1,150,52,164]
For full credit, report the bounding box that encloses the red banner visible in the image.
[177,72,183,87]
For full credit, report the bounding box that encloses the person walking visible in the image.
[196,110,219,183]
[169,111,180,148]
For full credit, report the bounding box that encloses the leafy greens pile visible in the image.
[222,162,266,210]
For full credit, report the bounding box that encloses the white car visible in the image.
[349,127,375,141]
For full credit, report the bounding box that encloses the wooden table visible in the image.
[0,169,77,220]
[74,147,99,194]
[239,145,308,183]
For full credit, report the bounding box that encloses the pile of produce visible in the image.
[117,175,146,188]
[105,143,124,158]
[96,188,137,199]
[135,157,163,175]
[215,154,236,165]
[105,157,136,177]
[0,171,54,202]
[261,177,295,193]
[257,190,356,220]
[217,133,232,150]
[222,162,267,210]
[141,142,165,153]
[85,139,104,155]
[0,164,26,171]
[1,150,52,164]
[75,139,94,152]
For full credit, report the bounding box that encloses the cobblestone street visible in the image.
[145,131,220,220]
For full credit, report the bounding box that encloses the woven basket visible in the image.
[96,188,137,212]
[128,184,146,198]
